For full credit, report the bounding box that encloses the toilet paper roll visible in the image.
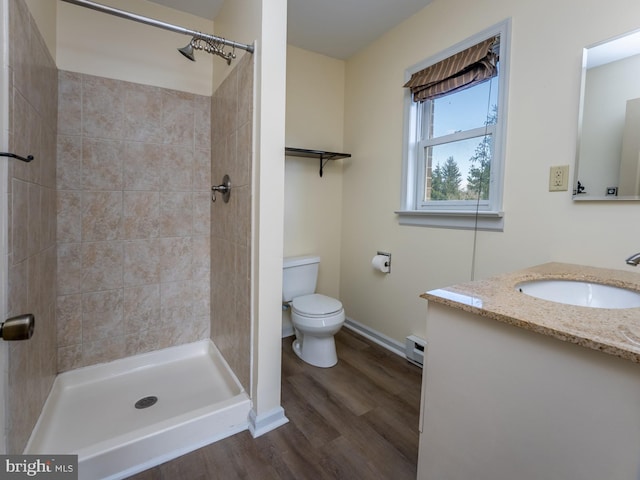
[372,255,390,273]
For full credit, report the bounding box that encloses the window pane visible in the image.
[424,135,493,201]
[431,73,499,138]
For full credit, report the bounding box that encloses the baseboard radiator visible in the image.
[405,335,426,367]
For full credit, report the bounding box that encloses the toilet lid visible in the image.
[292,294,343,316]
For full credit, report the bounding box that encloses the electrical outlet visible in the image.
[549,165,569,191]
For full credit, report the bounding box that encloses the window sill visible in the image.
[395,210,504,231]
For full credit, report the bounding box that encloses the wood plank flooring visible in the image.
[126,329,423,479]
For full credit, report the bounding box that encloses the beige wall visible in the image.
[56,0,215,95]
[340,0,640,345]
[6,0,58,453]
[285,45,345,299]
[212,0,259,91]
[24,0,56,60]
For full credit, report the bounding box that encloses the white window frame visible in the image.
[397,19,511,231]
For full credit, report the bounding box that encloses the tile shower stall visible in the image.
[56,71,213,372]
[5,0,254,472]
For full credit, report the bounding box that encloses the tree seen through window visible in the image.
[426,104,497,202]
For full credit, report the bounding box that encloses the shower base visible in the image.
[25,339,251,480]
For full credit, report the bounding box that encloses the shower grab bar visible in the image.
[0,152,34,163]
[60,0,254,54]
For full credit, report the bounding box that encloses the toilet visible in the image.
[282,255,345,368]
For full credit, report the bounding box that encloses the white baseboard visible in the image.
[343,317,406,358]
[248,406,289,438]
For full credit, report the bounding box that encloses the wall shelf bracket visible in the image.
[285,147,351,177]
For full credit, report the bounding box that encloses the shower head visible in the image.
[178,40,196,62]
[178,35,237,65]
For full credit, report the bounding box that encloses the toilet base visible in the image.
[292,336,338,368]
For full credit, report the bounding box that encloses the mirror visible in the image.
[574,28,640,201]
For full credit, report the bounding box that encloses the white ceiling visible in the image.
[147,0,433,59]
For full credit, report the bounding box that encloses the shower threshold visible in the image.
[25,339,251,480]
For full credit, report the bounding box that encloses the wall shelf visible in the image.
[285,147,351,177]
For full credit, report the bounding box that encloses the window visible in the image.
[397,20,510,230]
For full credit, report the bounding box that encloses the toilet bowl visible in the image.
[290,293,345,368]
[282,255,345,368]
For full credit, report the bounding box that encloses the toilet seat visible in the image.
[292,294,343,317]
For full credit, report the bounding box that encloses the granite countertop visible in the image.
[421,262,640,363]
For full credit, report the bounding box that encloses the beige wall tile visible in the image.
[81,337,127,366]
[12,178,28,264]
[124,83,163,143]
[194,95,211,151]
[160,280,193,325]
[123,142,162,191]
[57,242,82,295]
[162,89,195,146]
[123,191,160,239]
[56,294,82,347]
[193,192,210,235]
[6,0,58,454]
[123,239,160,286]
[193,148,212,192]
[8,260,28,318]
[58,71,82,136]
[162,145,193,191]
[82,75,124,139]
[27,182,42,258]
[81,191,123,241]
[81,138,124,191]
[209,54,253,390]
[81,241,123,291]
[159,191,193,236]
[57,344,82,373]
[82,289,124,343]
[123,284,161,334]
[57,71,211,372]
[192,235,210,281]
[160,236,193,283]
[57,135,82,190]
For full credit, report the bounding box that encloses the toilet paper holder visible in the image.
[374,251,391,273]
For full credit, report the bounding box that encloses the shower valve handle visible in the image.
[211,174,231,203]
[1,313,35,341]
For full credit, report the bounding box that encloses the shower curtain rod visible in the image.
[60,0,255,54]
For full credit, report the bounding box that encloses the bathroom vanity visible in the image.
[417,263,640,480]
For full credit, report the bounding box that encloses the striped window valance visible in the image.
[404,36,499,103]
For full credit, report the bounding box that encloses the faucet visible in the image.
[626,252,640,266]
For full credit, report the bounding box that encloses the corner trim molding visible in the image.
[248,406,289,438]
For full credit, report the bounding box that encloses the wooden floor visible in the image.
[127,329,423,479]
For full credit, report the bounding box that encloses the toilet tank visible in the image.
[282,255,320,302]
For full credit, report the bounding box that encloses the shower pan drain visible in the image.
[134,396,158,409]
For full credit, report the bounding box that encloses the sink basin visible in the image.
[516,280,640,309]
